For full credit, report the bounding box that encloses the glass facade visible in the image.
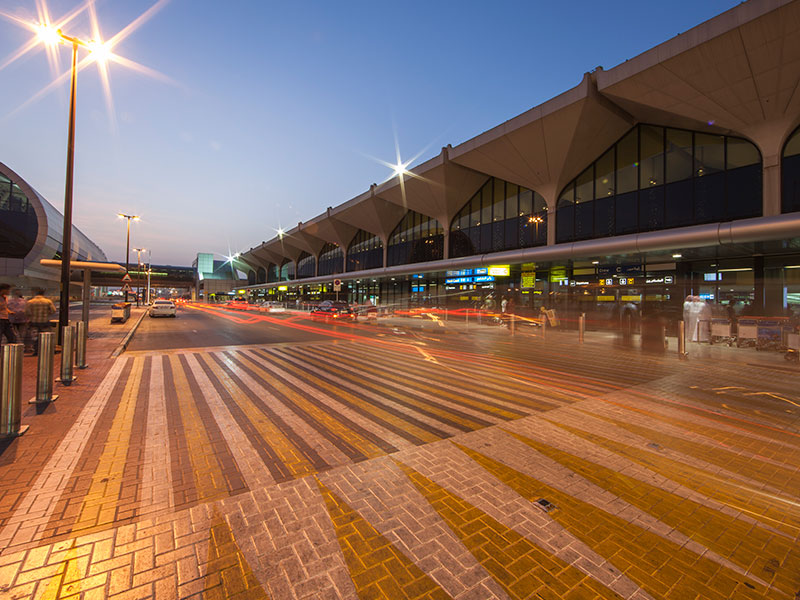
[280,260,295,281]
[450,177,547,258]
[317,242,344,276]
[387,210,443,267]
[256,267,266,284]
[247,270,256,285]
[0,173,38,259]
[296,252,315,278]
[347,230,383,272]
[557,125,762,243]
[783,126,800,213]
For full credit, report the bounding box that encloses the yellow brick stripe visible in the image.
[579,408,800,496]
[197,353,316,480]
[549,418,800,538]
[393,459,623,600]
[506,428,800,598]
[168,355,231,503]
[236,350,385,462]
[203,508,270,600]
[316,478,450,599]
[71,356,145,533]
[312,345,535,419]
[454,442,767,599]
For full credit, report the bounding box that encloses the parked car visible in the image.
[149,299,177,318]
[310,300,355,321]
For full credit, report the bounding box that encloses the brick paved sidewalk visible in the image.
[0,325,797,599]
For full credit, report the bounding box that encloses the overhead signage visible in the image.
[474,276,495,283]
[446,269,473,277]
[487,265,510,276]
[597,264,643,276]
[445,275,495,285]
[521,271,536,289]
[277,285,288,291]
[646,275,675,284]
[550,267,567,283]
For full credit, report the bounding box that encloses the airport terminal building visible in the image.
[0,161,107,294]
[237,0,800,324]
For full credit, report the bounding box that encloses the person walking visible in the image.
[8,289,29,352]
[26,289,56,356]
[0,283,17,345]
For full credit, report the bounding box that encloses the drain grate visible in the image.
[535,498,557,513]
[647,442,661,450]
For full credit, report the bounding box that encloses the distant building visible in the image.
[0,161,106,294]
[193,253,247,301]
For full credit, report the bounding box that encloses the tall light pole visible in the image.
[133,248,146,306]
[118,214,139,302]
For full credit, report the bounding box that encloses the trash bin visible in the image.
[111,302,132,323]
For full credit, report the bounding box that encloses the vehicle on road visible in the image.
[149,299,177,318]
[310,300,355,321]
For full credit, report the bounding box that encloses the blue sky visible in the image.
[0,0,740,265]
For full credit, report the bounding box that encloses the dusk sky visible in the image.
[0,0,740,266]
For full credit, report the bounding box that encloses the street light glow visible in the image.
[87,39,110,63]
[36,23,60,46]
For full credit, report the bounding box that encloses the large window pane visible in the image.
[694,133,724,176]
[492,178,505,221]
[575,166,593,203]
[666,128,693,183]
[728,137,760,168]
[505,183,518,220]
[595,148,615,199]
[615,191,638,234]
[519,188,533,216]
[616,128,638,194]
[665,179,693,228]
[640,126,664,188]
[481,183,491,225]
[693,172,725,223]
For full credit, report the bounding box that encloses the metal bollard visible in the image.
[30,332,58,404]
[510,314,515,336]
[1,344,29,438]
[678,320,687,359]
[578,313,585,343]
[59,324,77,386]
[76,320,88,369]
[465,308,469,328]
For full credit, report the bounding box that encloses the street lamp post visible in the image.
[118,214,139,302]
[133,248,146,306]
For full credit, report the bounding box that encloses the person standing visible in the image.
[0,284,17,345]
[26,289,56,356]
[8,289,29,351]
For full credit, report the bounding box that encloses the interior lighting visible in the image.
[717,268,753,272]
[591,260,599,265]
[672,253,682,258]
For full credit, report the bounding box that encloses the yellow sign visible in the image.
[521,271,536,289]
[278,285,288,291]
[621,295,641,302]
[488,265,510,276]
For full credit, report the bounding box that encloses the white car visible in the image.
[149,299,177,318]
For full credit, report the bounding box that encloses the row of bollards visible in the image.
[0,322,88,439]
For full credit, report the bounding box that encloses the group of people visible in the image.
[0,284,57,355]
[683,295,713,342]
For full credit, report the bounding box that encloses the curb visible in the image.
[111,310,148,358]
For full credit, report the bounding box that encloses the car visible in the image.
[149,299,177,318]
[310,300,355,321]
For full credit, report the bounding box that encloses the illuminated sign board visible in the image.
[277,285,288,291]
[445,276,495,285]
[521,271,536,289]
[550,267,567,283]
[646,276,675,284]
[597,264,643,276]
[474,276,495,283]
[487,265,510,276]
[446,269,473,277]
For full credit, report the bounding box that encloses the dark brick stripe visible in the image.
[208,353,330,472]
[120,356,152,518]
[312,345,539,415]
[246,351,399,455]
[287,347,500,428]
[193,353,294,483]
[259,347,473,433]
[176,355,248,496]
[162,355,198,508]
[39,358,135,540]
[224,351,368,463]
[248,348,449,441]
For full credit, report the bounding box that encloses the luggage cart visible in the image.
[710,318,734,346]
[785,332,800,363]
[755,318,786,351]
[736,318,758,347]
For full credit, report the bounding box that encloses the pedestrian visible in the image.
[26,289,56,356]
[0,283,17,345]
[8,289,30,351]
